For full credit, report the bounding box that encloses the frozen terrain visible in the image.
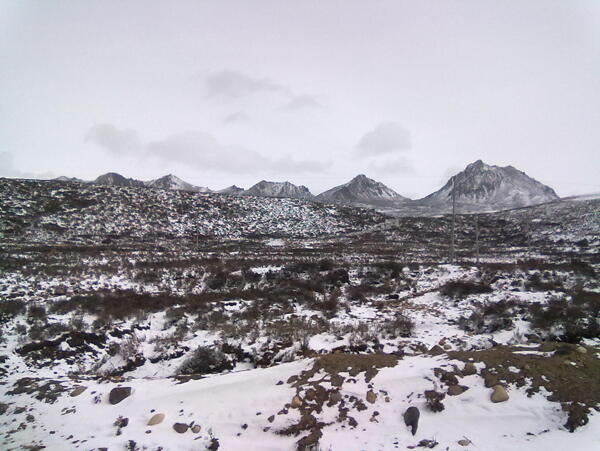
[0,178,599,450]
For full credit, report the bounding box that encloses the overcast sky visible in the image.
[1,0,599,198]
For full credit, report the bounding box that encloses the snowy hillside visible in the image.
[146,174,211,193]
[242,181,314,200]
[417,160,559,212]
[316,174,409,207]
[0,178,385,242]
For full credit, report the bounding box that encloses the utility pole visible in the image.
[450,177,456,264]
[475,214,480,266]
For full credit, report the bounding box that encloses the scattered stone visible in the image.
[403,406,420,435]
[462,362,477,376]
[70,386,87,397]
[267,415,275,423]
[291,395,302,408]
[483,374,499,388]
[424,390,445,412]
[447,385,465,396]
[173,422,189,433]
[429,345,445,356]
[491,385,509,403]
[0,403,8,415]
[108,387,132,405]
[458,439,471,446]
[147,413,165,426]
[366,390,377,404]
[191,424,201,434]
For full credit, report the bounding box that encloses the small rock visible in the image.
[173,422,189,433]
[462,362,477,376]
[109,387,132,405]
[576,346,587,354]
[484,374,499,388]
[443,344,452,351]
[147,413,165,426]
[191,424,201,434]
[458,439,471,446]
[491,385,509,403]
[267,415,275,423]
[70,386,87,397]
[447,385,465,396]
[429,345,445,356]
[366,390,377,404]
[291,395,302,408]
[0,403,8,415]
[403,406,420,436]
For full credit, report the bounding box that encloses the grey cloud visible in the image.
[369,157,416,175]
[205,70,289,100]
[146,132,270,173]
[85,123,142,155]
[87,124,327,175]
[222,111,250,124]
[281,95,324,112]
[356,122,411,156]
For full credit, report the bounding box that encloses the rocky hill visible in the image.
[316,174,408,207]
[146,174,211,193]
[0,178,385,243]
[242,180,314,200]
[417,160,558,212]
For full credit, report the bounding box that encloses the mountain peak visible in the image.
[316,174,408,207]
[419,162,558,210]
[146,174,211,193]
[242,180,314,200]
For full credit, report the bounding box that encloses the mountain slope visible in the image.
[146,174,211,193]
[242,180,314,200]
[93,172,145,188]
[217,185,245,195]
[418,160,559,211]
[316,174,408,207]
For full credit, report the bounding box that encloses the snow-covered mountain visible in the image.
[146,174,211,193]
[316,174,409,207]
[217,185,245,195]
[242,180,314,200]
[93,172,146,188]
[417,160,559,212]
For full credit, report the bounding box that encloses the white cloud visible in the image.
[87,124,327,175]
[356,122,411,156]
[85,124,142,155]
[205,70,289,100]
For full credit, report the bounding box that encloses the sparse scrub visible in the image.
[440,280,492,298]
[178,346,234,375]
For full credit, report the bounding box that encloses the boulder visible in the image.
[429,345,445,356]
[147,413,165,426]
[109,387,132,405]
[291,395,302,408]
[576,346,587,354]
[447,385,465,396]
[403,406,420,436]
[462,362,477,376]
[366,390,377,404]
[491,385,509,403]
[173,422,189,433]
[70,386,87,397]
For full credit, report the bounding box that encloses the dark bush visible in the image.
[440,280,492,299]
[178,346,234,375]
[0,300,26,324]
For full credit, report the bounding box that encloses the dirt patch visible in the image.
[448,343,600,431]
[279,353,400,450]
